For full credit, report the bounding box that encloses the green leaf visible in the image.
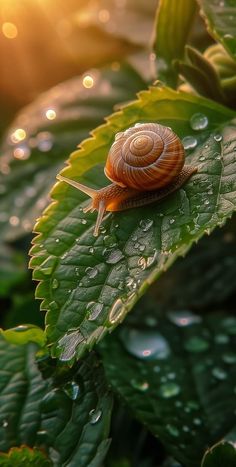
[198,0,236,61]
[0,446,52,467]
[100,307,236,467]
[0,65,145,242]
[30,86,236,363]
[201,441,236,467]
[154,0,197,86]
[0,325,45,347]
[0,336,113,466]
[179,46,226,102]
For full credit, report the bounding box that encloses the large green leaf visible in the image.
[201,441,236,467]
[0,65,145,242]
[154,0,197,86]
[30,86,236,363]
[100,306,236,467]
[0,336,113,466]
[198,0,236,61]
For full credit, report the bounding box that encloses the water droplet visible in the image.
[57,330,85,362]
[190,113,208,131]
[2,420,8,428]
[105,249,124,264]
[214,134,222,142]
[139,244,145,252]
[168,310,201,327]
[55,238,60,243]
[139,219,153,232]
[215,334,229,344]
[182,136,197,150]
[222,352,236,364]
[63,381,80,400]
[182,425,190,432]
[103,235,116,247]
[166,424,179,437]
[89,408,102,424]
[87,302,103,321]
[109,299,124,324]
[120,328,170,360]
[199,155,205,161]
[89,247,94,254]
[85,266,98,279]
[169,218,175,224]
[184,336,209,353]
[158,382,180,398]
[212,367,227,380]
[204,199,210,205]
[81,219,87,225]
[193,418,202,426]
[52,278,59,289]
[131,379,149,392]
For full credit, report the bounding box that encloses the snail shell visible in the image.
[105,123,185,190]
[57,123,197,236]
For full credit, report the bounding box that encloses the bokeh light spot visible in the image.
[82,75,94,89]
[10,129,26,143]
[2,22,18,39]
[46,109,56,120]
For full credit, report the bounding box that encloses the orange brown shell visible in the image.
[104,123,185,191]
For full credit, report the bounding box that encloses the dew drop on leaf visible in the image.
[87,302,103,321]
[85,266,98,278]
[214,134,222,142]
[108,298,124,324]
[120,328,170,360]
[139,219,153,232]
[131,379,149,392]
[168,310,201,327]
[215,333,230,344]
[89,408,102,424]
[212,367,227,380]
[105,249,124,264]
[158,382,180,398]
[166,424,179,437]
[63,381,81,400]
[190,113,208,131]
[182,136,197,150]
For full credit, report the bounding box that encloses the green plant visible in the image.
[1,0,236,465]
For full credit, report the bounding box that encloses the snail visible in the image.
[57,123,197,236]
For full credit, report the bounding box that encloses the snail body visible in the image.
[57,123,197,236]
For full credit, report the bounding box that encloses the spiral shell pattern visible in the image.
[104,123,185,191]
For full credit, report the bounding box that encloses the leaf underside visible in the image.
[30,85,236,362]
